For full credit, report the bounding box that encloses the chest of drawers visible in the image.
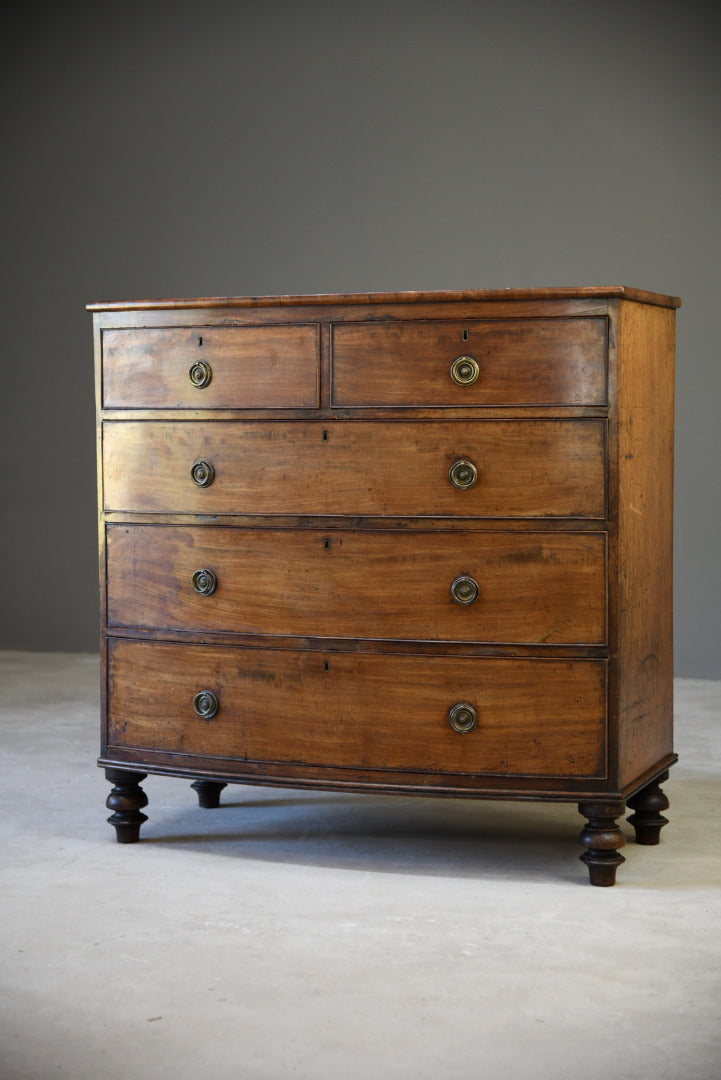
[90,286,679,886]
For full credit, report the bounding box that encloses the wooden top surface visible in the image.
[87,286,681,312]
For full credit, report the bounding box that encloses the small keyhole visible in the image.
[322,429,329,441]
[198,336,203,346]
[323,537,330,549]
[461,329,469,342]
[324,660,330,671]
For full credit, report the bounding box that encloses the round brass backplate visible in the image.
[191,460,215,488]
[448,702,478,734]
[193,690,219,719]
[450,575,479,605]
[450,355,480,386]
[189,360,212,388]
[191,568,217,596]
[448,460,478,490]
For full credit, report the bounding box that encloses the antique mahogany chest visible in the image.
[90,286,679,885]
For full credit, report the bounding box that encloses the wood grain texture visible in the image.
[102,324,319,408]
[107,639,607,779]
[87,285,681,312]
[93,299,614,336]
[106,525,607,644]
[102,419,606,518]
[613,300,675,787]
[332,318,607,406]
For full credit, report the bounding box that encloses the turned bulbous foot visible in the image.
[627,771,670,845]
[578,799,626,886]
[105,768,148,843]
[191,779,227,809]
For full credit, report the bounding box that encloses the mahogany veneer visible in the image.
[90,286,679,884]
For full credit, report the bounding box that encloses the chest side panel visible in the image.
[613,301,675,787]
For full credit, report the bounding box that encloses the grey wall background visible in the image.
[2,0,719,677]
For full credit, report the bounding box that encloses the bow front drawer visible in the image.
[102,419,606,518]
[331,318,607,406]
[107,639,607,780]
[101,324,319,408]
[106,525,607,645]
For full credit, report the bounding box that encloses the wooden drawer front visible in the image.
[107,526,607,645]
[102,325,319,408]
[107,640,607,779]
[331,318,606,406]
[103,420,605,518]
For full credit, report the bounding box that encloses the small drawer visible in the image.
[102,419,606,518]
[102,324,319,408]
[331,318,607,406]
[107,640,607,780]
[106,525,607,645]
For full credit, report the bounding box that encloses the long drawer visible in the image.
[102,419,606,518]
[331,318,607,406]
[102,324,320,408]
[106,525,607,644]
[107,640,607,779]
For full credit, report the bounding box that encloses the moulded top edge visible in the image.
[86,286,681,312]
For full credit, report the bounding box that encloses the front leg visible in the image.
[105,768,148,843]
[626,771,670,845]
[578,799,627,886]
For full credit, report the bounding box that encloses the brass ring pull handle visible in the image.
[448,460,478,490]
[193,690,219,719]
[189,360,212,388]
[192,569,217,596]
[191,460,215,488]
[450,355,480,386]
[448,702,478,734]
[450,575,479,605]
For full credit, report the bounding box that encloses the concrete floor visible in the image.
[1,652,719,1080]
